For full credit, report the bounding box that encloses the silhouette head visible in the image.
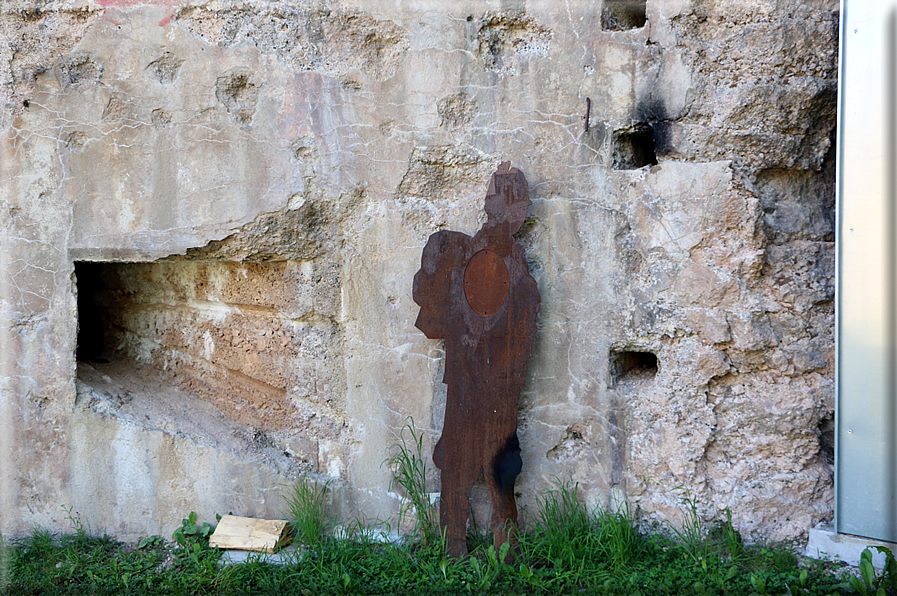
[484,161,531,234]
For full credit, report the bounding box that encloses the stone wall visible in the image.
[0,0,837,543]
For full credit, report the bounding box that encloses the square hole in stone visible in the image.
[601,0,647,31]
[610,350,658,384]
[612,123,657,170]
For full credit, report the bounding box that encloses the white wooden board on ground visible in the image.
[209,515,292,553]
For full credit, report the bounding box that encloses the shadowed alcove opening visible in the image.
[72,258,320,504]
[612,123,658,170]
[601,0,647,31]
[75,262,110,363]
[610,350,658,385]
[73,259,340,440]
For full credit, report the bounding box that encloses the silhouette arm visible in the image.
[412,230,471,339]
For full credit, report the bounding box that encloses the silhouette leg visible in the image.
[440,467,475,558]
[484,474,517,559]
[486,435,522,560]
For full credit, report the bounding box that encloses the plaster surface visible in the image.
[0,0,837,542]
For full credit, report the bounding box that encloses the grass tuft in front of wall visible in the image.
[385,418,441,549]
[283,473,333,550]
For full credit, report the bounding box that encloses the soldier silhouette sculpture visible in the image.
[413,162,541,559]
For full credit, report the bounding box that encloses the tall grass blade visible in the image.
[283,473,332,549]
[386,418,440,548]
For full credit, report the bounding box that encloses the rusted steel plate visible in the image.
[463,249,509,317]
[412,161,541,559]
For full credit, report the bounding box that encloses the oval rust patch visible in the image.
[463,249,509,316]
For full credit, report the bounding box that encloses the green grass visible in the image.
[386,418,441,548]
[0,437,861,595]
[0,451,856,595]
[519,481,642,574]
[283,473,333,550]
[3,494,856,596]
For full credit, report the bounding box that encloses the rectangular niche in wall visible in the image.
[74,259,341,434]
[602,0,647,31]
[612,123,658,170]
[610,349,658,386]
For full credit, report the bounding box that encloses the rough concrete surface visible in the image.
[0,0,837,543]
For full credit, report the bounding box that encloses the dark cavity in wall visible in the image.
[610,350,658,385]
[818,413,834,466]
[601,0,647,31]
[75,262,110,363]
[612,123,657,170]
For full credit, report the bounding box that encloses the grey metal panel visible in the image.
[837,0,897,542]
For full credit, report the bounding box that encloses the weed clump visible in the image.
[521,480,642,573]
[846,545,897,595]
[386,418,441,547]
[283,473,332,550]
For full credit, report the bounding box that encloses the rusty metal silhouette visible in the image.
[413,162,540,558]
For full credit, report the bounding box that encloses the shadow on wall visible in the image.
[75,262,108,363]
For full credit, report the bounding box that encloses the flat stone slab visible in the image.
[805,523,897,568]
[220,548,301,566]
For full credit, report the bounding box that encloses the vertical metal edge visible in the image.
[836,0,897,541]
[886,5,897,541]
[834,0,846,536]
